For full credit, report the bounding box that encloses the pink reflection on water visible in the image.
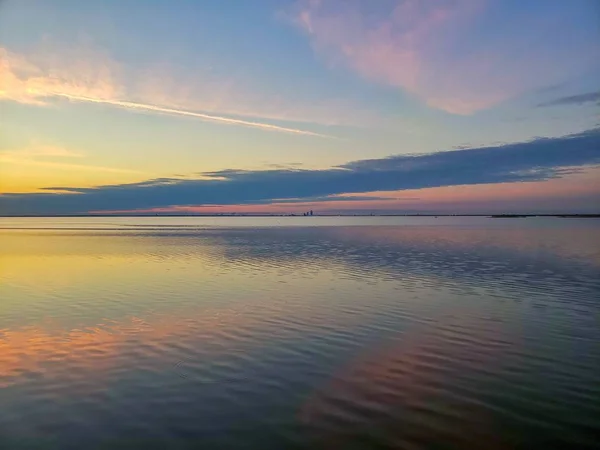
[300,307,520,448]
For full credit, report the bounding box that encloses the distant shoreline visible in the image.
[1,214,599,218]
[488,214,600,218]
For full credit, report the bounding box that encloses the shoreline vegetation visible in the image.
[1,214,599,218]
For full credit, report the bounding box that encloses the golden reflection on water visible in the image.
[0,231,367,389]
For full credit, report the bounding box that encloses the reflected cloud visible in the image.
[0,299,371,389]
[2,224,598,392]
[1,221,599,448]
[299,308,516,448]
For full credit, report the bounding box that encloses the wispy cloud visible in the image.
[0,143,139,174]
[51,92,332,138]
[0,43,123,105]
[0,144,83,159]
[288,0,599,114]
[0,41,376,135]
[538,91,600,108]
[0,44,337,137]
[1,128,599,215]
[0,157,142,174]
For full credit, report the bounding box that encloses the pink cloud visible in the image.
[0,44,332,137]
[0,38,390,133]
[291,0,599,114]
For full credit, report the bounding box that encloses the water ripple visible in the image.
[1,218,599,449]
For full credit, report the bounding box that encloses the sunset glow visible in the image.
[1,0,599,214]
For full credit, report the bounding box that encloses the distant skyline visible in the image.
[1,0,599,214]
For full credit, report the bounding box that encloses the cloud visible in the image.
[537,91,600,107]
[0,157,141,174]
[289,0,599,114]
[0,45,332,137]
[0,143,140,174]
[0,41,383,134]
[0,43,123,105]
[55,93,334,138]
[135,62,391,128]
[0,144,83,159]
[1,128,599,215]
[269,194,419,204]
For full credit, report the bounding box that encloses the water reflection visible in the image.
[300,307,517,448]
[1,218,599,449]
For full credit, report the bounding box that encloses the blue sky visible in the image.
[0,0,599,214]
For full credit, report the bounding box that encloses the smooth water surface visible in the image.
[1,217,599,449]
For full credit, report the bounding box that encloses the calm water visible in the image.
[1,217,599,449]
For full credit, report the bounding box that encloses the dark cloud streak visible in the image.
[1,128,599,215]
[537,91,600,107]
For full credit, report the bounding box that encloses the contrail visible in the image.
[51,92,334,138]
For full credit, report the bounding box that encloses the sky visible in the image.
[0,0,599,215]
